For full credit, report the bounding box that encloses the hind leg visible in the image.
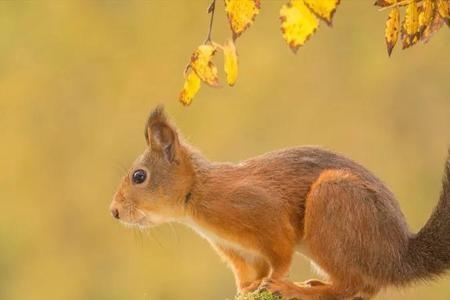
[263,169,392,299]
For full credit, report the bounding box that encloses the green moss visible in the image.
[234,291,282,300]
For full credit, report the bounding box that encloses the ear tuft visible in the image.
[148,105,166,124]
[145,105,167,144]
[144,105,180,163]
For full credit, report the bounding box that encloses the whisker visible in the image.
[133,228,144,248]
[169,223,180,246]
[149,228,165,250]
[113,161,129,176]
[135,208,147,218]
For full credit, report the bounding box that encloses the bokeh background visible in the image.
[1,1,449,300]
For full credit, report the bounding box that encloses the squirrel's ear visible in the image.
[145,106,179,163]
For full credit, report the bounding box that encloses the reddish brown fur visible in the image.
[110,106,450,300]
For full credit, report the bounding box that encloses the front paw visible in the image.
[259,278,284,297]
[259,278,303,300]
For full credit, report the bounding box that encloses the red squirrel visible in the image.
[110,106,450,300]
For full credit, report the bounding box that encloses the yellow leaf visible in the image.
[419,0,434,35]
[280,0,319,53]
[223,39,238,86]
[421,13,446,43]
[191,44,219,87]
[179,71,201,106]
[225,0,260,39]
[402,0,419,47]
[401,29,419,49]
[385,7,400,56]
[437,0,450,22]
[374,0,396,7]
[304,0,340,25]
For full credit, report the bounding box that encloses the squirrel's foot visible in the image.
[260,279,367,300]
[260,278,306,300]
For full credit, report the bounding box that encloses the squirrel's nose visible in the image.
[111,208,120,219]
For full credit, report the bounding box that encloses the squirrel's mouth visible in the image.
[119,216,154,229]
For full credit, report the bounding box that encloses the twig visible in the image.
[204,0,217,44]
[377,0,417,12]
[183,0,217,76]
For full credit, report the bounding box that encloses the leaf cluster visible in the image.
[178,0,449,105]
[380,0,450,56]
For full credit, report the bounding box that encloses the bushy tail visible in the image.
[400,149,450,283]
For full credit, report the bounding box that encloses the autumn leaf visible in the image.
[179,71,202,106]
[191,44,219,87]
[376,0,447,54]
[222,39,238,86]
[402,0,419,48]
[179,43,219,105]
[304,0,340,25]
[385,7,400,56]
[437,0,450,25]
[280,0,319,52]
[421,13,446,43]
[401,30,419,49]
[225,0,260,39]
[419,0,435,35]
[179,0,448,105]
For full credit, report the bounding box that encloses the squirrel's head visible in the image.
[109,106,194,228]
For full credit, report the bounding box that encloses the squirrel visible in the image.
[110,106,450,300]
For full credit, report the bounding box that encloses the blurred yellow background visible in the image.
[0,1,449,300]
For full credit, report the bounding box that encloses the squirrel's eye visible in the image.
[132,169,147,185]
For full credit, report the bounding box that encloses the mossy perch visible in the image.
[234,291,282,300]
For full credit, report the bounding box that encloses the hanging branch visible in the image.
[205,0,217,44]
[178,0,449,105]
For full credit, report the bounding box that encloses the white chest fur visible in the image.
[179,218,328,279]
[179,218,261,262]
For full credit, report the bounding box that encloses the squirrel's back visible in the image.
[240,146,400,203]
